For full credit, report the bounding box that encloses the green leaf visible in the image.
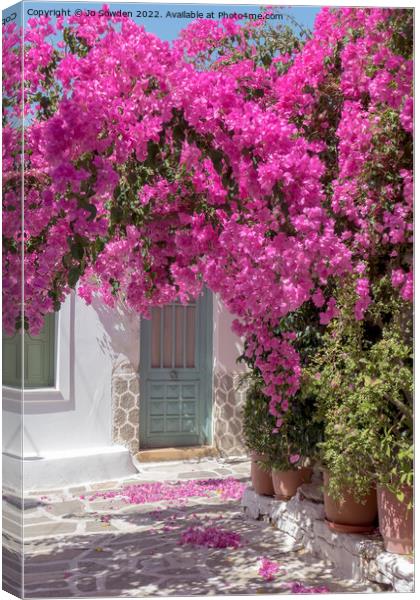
[396,491,405,503]
[95,238,105,254]
[70,243,84,260]
[261,54,272,67]
[85,204,97,222]
[68,266,81,288]
[62,253,72,268]
[110,206,123,223]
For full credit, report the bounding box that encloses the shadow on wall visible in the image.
[94,292,244,375]
[91,297,141,373]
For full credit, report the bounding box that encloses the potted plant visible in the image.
[376,436,413,555]
[270,456,313,502]
[241,302,325,500]
[321,472,378,534]
[315,395,379,533]
[241,377,275,496]
[369,321,413,554]
[306,278,413,536]
[267,392,323,500]
[304,284,380,532]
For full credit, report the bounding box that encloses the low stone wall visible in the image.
[241,485,414,593]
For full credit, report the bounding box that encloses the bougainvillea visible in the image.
[284,582,330,594]
[2,6,412,421]
[85,477,246,505]
[179,525,241,548]
[257,557,330,592]
[258,557,280,581]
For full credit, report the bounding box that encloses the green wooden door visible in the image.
[2,313,55,388]
[140,290,212,448]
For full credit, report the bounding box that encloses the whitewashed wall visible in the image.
[3,292,139,491]
[3,290,246,491]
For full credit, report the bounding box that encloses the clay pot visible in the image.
[250,453,274,496]
[377,485,413,555]
[272,467,313,501]
[323,471,378,533]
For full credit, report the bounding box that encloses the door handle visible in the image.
[169,370,178,380]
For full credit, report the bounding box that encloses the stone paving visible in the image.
[3,459,383,597]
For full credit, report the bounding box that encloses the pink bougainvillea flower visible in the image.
[285,582,330,594]
[87,478,246,505]
[179,526,241,548]
[258,557,281,581]
[2,6,412,429]
[289,454,301,465]
[100,515,111,523]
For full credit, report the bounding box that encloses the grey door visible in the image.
[140,289,213,448]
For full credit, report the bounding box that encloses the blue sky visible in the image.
[3,2,320,39]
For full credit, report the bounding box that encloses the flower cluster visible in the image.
[86,478,246,505]
[258,557,281,581]
[284,582,330,594]
[257,557,330,591]
[179,525,241,548]
[2,6,412,420]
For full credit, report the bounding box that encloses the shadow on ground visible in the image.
[19,496,370,597]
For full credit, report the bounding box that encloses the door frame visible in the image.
[139,289,213,448]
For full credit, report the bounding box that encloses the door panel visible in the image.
[140,290,212,448]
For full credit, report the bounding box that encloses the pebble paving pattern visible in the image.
[2,459,382,597]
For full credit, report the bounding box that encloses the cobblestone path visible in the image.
[3,459,381,597]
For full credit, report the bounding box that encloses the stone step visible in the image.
[135,445,219,463]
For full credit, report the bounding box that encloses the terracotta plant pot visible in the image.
[377,485,413,555]
[250,453,274,496]
[323,471,378,533]
[272,467,313,501]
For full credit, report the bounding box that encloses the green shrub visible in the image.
[304,276,413,503]
[241,373,323,471]
[240,303,325,472]
[241,376,277,460]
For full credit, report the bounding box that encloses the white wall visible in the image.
[2,291,140,489]
[4,291,244,459]
[213,295,245,373]
[22,293,140,456]
[2,290,246,487]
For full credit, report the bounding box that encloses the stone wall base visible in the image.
[241,485,414,593]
